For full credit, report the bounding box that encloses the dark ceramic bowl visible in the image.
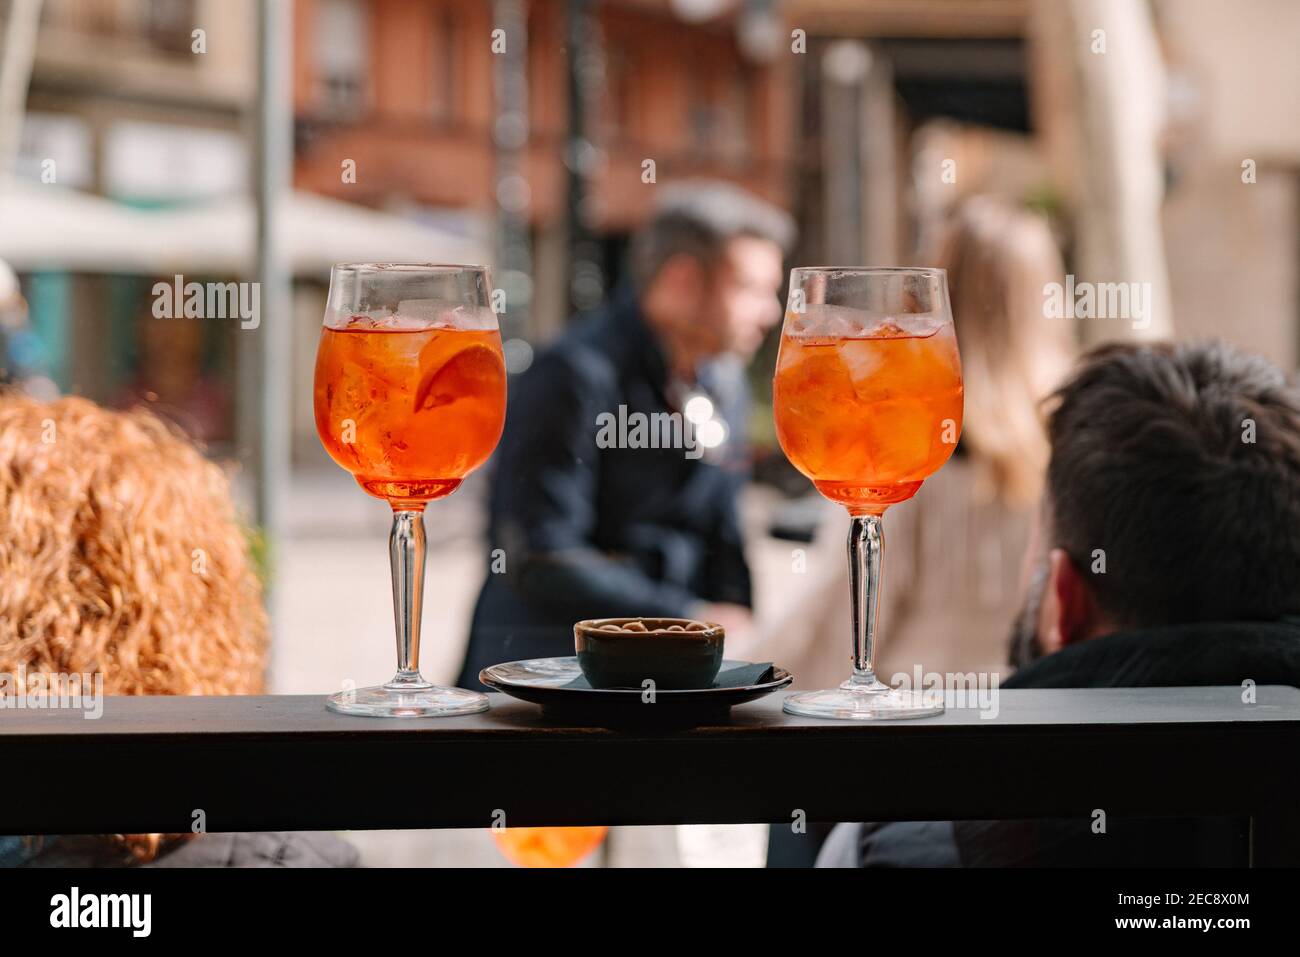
[574,617,725,690]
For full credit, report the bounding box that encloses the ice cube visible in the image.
[866,319,909,339]
[338,311,422,331]
[396,300,498,331]
[866,398,938,479]
[837,339,883,383]
[447,304,499,331]
[792,303,871,338]
[871,313,944,338]
[789,305,949,340]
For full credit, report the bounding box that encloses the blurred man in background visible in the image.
[819,339,1300,867]
[457,182,792,688]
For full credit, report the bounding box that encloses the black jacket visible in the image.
[824,618,1300,867]
[11,831,359,868]
[456,288,752,689]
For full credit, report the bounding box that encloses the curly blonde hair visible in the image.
[0,393,268,862]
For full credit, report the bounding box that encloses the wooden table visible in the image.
[2,685,1297,864]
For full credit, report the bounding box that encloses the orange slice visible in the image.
[413,342,505,413]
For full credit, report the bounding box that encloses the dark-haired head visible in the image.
[630,181,792,367]
[1011,340,1300,663]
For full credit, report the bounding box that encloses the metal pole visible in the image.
[250,0,293,638]
[564,0,603,314]
[0,0,43,182]
[821,40,868,266]
[492,0,532,343]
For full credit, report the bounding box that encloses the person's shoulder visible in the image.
[518,311,624,398]
[814,820,962,868]
[145,831,360,868]
[18,835,133,868]
[18,832,356,868]
[814,822,863,867]
[861,821,961,867]
[1004,617,1300,690]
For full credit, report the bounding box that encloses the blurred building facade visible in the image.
[776,0,1298,374]
[9,0,252,444]
[3,0,1298,458]
[291,0,796,343]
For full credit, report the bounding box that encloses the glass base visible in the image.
[326,679,489,718]
[783,679,943,720]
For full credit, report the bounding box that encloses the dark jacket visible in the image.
[820,619,1300,867]
[5,831,359,868]
[457,288,752,689]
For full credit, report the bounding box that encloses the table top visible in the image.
[6,684,1298,735]
[2,686,1297,834]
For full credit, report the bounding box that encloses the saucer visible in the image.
[480,657,793,726]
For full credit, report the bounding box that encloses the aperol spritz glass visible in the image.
[773,268,963,719]
[314,264,506,717]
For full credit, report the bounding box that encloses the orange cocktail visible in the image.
[773,314,963,513]
[773,268,963,720]
[314,317,506,506]
[314,263,504,718]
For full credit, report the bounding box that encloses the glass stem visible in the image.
[845,513,889,691]
[386,508,431,690]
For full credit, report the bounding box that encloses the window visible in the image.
[717,70,751,160]
[603,41,633,142]
[146,0,198,54]
[430,6,461,122]
[316,0,370,119]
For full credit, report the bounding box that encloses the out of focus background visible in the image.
[1,0,1297,865]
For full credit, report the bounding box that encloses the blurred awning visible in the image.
[0,180,489,277]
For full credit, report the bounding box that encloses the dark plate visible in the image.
[480,657,793,727]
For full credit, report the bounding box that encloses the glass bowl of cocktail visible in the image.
[773,267,963,719]
[313,264,506,716]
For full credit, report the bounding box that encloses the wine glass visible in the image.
[772,267,963,719]
[313,264,506,717]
